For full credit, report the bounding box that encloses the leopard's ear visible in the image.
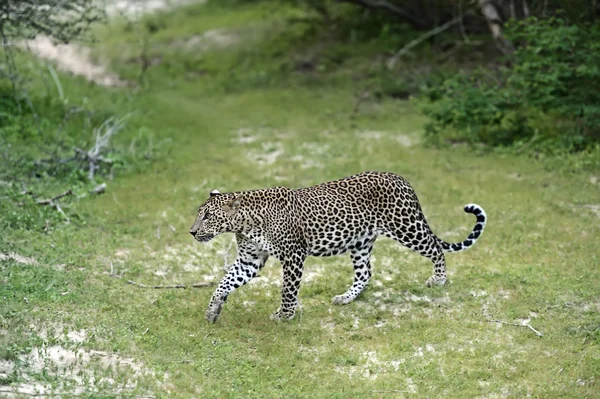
[223,194,243,216]
[209,189,220,197]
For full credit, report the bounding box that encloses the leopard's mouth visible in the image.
[195,233,215,242]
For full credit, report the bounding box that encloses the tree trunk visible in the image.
[479,0,515,55]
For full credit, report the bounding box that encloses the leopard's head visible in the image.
[189,189,243,242]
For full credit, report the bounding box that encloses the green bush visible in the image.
[415,17,600,154]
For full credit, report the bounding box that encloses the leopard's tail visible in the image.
[435,204,487,253]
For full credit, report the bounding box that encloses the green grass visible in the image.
[1,1,599,398]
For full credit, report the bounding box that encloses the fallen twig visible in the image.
[31,189,73,223]
[486,319,544,337]
[127,280,214,289]
[35,189,73,205]
[482,301,543,337]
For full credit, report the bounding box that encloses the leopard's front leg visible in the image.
[206,237,268,323]
[271,253,306,321]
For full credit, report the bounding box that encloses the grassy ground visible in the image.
[1,1,599,398]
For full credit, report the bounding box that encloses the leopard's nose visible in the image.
[189,229,197,236]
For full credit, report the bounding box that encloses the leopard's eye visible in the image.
[203,212,211,221]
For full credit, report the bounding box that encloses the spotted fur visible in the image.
[189,171,487,322]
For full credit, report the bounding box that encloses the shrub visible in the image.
[415,17,600,154]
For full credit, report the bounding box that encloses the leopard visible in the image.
[189,171,487,323]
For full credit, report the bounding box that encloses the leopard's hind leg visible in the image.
[332,234,377,305]
[384,226,447,287]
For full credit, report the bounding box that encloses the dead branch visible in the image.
[35,189,73,205]
[29,189,73,223]
[126,280,215,289]
[387,15,464,69]
[77,114,130,181]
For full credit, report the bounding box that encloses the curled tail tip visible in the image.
[438,203,487,253]
[437,203,487,253]
[464,203,487,223]
[464,203,484,214]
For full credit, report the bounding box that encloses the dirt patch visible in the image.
[566,203,600,219]
[22,36,127,87]
[355,131,417,147]
[233,128,260,144]
[581,204,600,218]
[246,142,285,166]
[177,29,240,51]
[335,351,405,381]
[0,252,38,265]
[0,326,165,398]
[232,128,331,170]
[105,0,204,17]
[20,0,208,87]
[0,346,158,397]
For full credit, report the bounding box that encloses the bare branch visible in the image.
[24,189,74,223]
[73,114,130,181]
[53,203,68,221]
[387,15,464,69]
[35,189,73,205]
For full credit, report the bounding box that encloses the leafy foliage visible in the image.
[0,0,105,44]
[416,17,600,157]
